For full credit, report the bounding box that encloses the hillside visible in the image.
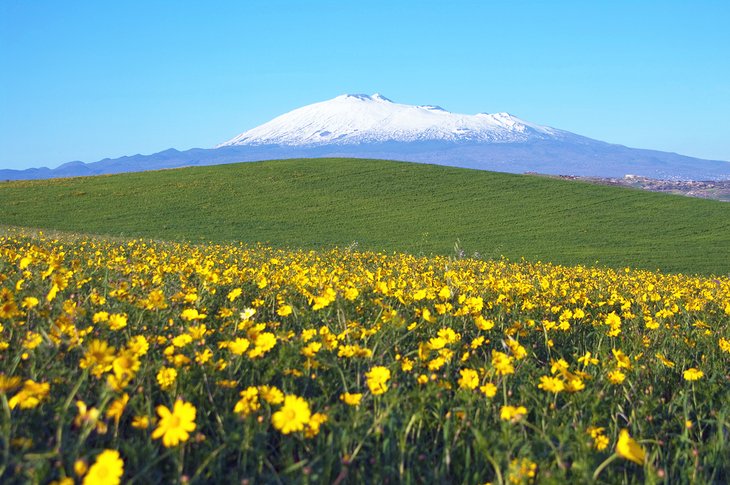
[1,158,728,274]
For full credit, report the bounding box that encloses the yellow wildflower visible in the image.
[616,429,646,465]
[340,392,363,406]
[272,395,311,434]
[156,367,177,390]
[683,368,704,381]
[83,449,124,485]
[8,379,50,409]
[500,405,527,422]
[458,368,480,390]
[152,400,197,447]
[365,366,391,395]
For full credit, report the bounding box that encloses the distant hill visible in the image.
[1,158,728,275]
[3,94,729,181]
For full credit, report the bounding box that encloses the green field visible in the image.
[1,158,729,274]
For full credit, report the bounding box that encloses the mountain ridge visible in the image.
[2,93,729,181]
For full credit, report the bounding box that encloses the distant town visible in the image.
[536,174,730,202]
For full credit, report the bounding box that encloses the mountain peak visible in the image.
[337,93,393,103]
[218,94,560,148]
[371,93,392,102]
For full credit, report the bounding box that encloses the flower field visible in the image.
[1,230,729,483]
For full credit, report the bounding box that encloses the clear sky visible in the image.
[1,0,729,170]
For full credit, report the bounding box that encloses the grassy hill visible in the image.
[1,157,729,274]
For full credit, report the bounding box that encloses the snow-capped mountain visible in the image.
[218,93,563,146]
[3,93,730,181]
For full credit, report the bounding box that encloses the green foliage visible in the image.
[0,158,728,274]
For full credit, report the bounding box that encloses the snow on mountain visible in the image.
[4,93,729,182]
[217,93,564,147]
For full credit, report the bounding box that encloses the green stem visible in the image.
[190,444,226,483]
[502,377,508,407]
[54,369,89,455]
[522,420,565,470]
[178,444,185,480]
[593,453,619,481]
[0,394,12,478]
[127,449,175,484]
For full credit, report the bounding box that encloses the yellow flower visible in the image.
[143,289,168,310]
[74,401,102,429]
[428,337,447,350]
[500,405,527,422]
[587,426,609,450]
[340,392,363,406]
[719,338,730,354]
[180,308,206,321]
[46,284,59,302]
[479,382,497,398]
[107,313,128,331]
[344,287,359,300]
[172,334,193,348]
[22,331,43,350]
[112,352,140,381]
[474,315,495,331]
[188,324,208,341]
[683,368,704,381]
[301,341,322,357]
[458,368,480,390]
[305,412,328,438]
[0,300,20,319]
[8,379,50,409]
[537,375,565,393]
[605,312,622,335]
[228,337,250,355]
[612,349,632,370]
[607,370,626,384]
[131,416,150,429]
[92,311,109,323]
[438,327,459,343]
[272,395,311,434]
[248,332,276,358]
[616,429,646,465]
[491,350,515,376]
[507,339,527,360]
[508,458,537,484]
[277,304,293,317]
[152,400,197,447]
[156,367,177,390]
[127,335,149,357]
[594,435,609,451]
[106,393,129,426]
[365,366,391,395]
[0,374,22,393]
[83,449,124,485]
[74,458,88,477]
[258,385,284,404]
[227,288,242,302]
[21,297,39,309]
[311,287,336,310]
[655,353,675,368]
[195,348,213,365]
[550,359,569,375]
[80,340,116,377]
[234,387,260,416]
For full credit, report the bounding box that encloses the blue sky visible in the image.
[1,0,729,170]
